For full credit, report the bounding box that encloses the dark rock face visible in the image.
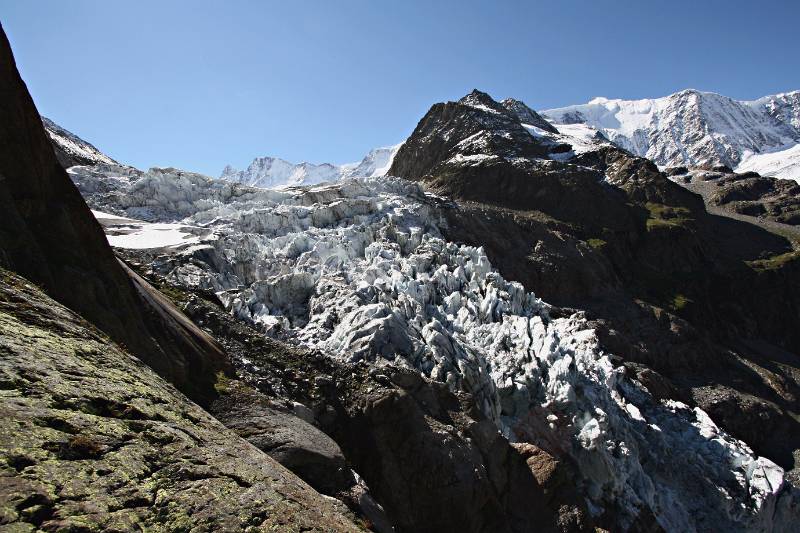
[0,268,360,532]
[389,89,800,482]
[212,388,355,498]
[324,368,592,533]
[0,23,227,405]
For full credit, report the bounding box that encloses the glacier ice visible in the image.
[72,165,797,531]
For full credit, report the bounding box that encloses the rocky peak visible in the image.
[388,89,551,182]
[458,88,508,113]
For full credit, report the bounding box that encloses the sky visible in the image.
[1,0,799,176]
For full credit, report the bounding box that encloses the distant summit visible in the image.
[219,145,400,189]
[542,89,800,181]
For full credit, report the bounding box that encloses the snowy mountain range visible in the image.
[541,89,800,181]
[219,145,400,188]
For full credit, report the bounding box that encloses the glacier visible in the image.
[70,161,798,532]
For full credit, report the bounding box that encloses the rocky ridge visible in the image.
[0,25,228,406]
[667,165,800,227]
[42,116,118,168]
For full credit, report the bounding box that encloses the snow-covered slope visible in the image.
[541,89,800,181]
[737,143,800,182]
[41,116,117,167]
[69,162,798,531]
[220,144,401,189]
[340,145,400,179]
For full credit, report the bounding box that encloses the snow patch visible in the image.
[106,223,201,249]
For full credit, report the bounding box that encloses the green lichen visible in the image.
[670,294,692,311]
[747,250,800,271]
[586,238,607,250]
[214,371,233,395]
[645,202,692,231]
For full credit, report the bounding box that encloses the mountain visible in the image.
[542,89,800,181]
[220,157,341,188]
[8,19,800,527]
[340,145,400,179]
[220,144,400,188]
[41,115,118,167]
[70,88,800,531]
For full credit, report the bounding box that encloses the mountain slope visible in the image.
[542,89,800,181]
[42,116,117,167]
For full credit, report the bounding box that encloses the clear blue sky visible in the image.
[2,0,798,175]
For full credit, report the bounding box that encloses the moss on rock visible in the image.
[0,268,360,532]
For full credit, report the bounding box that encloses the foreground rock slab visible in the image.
[0,269,360,532]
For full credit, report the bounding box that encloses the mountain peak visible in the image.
[458,89,507,113]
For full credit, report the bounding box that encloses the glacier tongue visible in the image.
[76,166,796,531]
